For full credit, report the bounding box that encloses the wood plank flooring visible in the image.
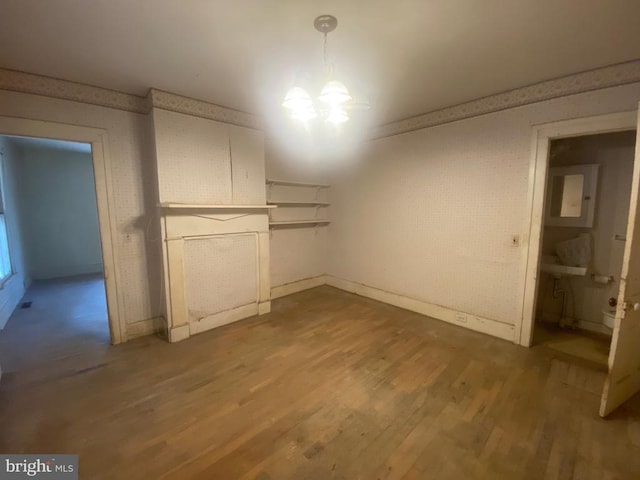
[1,284,640,479]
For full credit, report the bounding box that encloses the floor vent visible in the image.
[20,301,32,309]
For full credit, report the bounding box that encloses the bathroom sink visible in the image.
[540,256,587,278]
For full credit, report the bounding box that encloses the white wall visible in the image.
[0,90,162,335]
[328,83,640,340]
[17,145,103,279]
[265,139,329,290]
[1,73,639,345]
[0,137,29,329]
[538,131,636,330]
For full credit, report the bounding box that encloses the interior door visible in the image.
[600,105,640,417]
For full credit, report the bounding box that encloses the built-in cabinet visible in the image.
[152,107,272,343]
[153,108,266,205]
[266,179,330,227]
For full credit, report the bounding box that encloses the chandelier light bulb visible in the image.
[318,80,352,105]
[291,106,318,122]
[282,87,314,111]
[326,106,349,125]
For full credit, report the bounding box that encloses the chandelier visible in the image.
[282,15,360,125]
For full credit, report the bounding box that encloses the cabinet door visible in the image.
[153,108,231,204]
[229,125,265,205]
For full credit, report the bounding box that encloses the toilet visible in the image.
[602,308,616,329]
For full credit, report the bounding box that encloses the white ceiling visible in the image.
[1,1,640,125]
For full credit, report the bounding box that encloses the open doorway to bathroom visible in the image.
[0,134,110,377]
[532,130,637,368]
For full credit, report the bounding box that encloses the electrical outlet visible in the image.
[455,313,467,323]
[511,234,520,246]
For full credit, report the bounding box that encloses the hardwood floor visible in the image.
[1,285,639,479]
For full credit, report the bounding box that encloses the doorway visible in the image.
[0,116,122,346]
[532,131,636,368]
[0,135,112,372]
[520,109,640,416]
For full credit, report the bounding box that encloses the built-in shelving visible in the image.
[266,179,330,188]
[159,203,276,210]
[269,220,330,227]
[266,179,330,229]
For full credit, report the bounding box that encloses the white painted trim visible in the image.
[0,70,263,130]
[169,324,190,343]
[519,111,638,347]
[372,61,640,138]
[126,316,165,340]
[0,116,125,344]
[326,276,515,342]
[271,275,328,299]
[159,203,275,210]
[159,215,172,337]
[160,212,271,342]
[4,60,640,137]
[189,303,259,336]
[258,301,271,315]
[149,89,262,130]
[0,274,25,330]
[0,68,147,113]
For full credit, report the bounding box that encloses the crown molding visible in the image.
[0,69,263,130]
[371,59,640,139]
[148,89,262,130]
[2,60,640,138]
[0,68,148,113]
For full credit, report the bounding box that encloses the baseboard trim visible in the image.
[271,275,328,299]
[33,265,104,280]
[258,301,271,315]
[169,324,190,343]
[326,276,515,342]
[189,303,259,336]
[126,316,165,340]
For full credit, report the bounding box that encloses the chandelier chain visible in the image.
[323,32,328,68]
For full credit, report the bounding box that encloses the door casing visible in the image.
[0,115,125,344]
[518,111,638,346]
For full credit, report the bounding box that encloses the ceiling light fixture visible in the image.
[283,15,363,126]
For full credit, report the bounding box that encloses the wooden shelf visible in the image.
[266,179,330,228]
[269,220,330,227]
[267,201,330,207]
[266,179,330,188]
[159,203,276,210]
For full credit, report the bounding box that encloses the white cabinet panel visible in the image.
[229,125,265,205]
[183,235,257,321]
[153,108,231,204]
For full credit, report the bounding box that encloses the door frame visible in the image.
[0,116,125,344]
[518,111,638,346]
